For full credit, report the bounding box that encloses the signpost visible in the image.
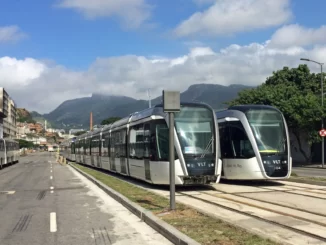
[162,90,180,211]
[319,129,326,168]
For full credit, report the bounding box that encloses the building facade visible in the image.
[0,88,17,138]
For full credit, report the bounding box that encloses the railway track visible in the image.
[71,163,326,244]
[176,189,326,243]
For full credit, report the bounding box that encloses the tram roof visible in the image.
[75,101,212,139]
[228,104,280,113]
[215,104,282,119]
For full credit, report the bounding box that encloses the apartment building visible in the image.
[0,88,17,138]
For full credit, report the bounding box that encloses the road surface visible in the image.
[0,152,172,245]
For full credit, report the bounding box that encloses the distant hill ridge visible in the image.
[31,83,254,129]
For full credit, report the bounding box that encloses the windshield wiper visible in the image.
[275,138,286,156]
[200,136,214,158]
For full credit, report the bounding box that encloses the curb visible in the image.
[69,163,201,245]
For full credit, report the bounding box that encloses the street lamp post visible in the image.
[300,58,324,168]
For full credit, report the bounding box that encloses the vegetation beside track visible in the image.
[71,163,279,245]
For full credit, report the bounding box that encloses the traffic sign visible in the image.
[319,129,326,137]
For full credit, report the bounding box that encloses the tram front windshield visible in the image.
[174,106,215,155]
[245,109,287,155]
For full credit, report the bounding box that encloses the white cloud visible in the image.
[0,25,26,43]
[3,35,326,114]
[56,0,153,29]
[269,24,326,48]
[0,57,46,86]
[174,0,292,37]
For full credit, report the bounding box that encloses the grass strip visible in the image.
[71,163,278,245]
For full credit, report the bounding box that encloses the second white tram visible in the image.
[62,102,223,185]
[216,105,292,180]
[0,138,20,168]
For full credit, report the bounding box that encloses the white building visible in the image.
[0,88,17,138]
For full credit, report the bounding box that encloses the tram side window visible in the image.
[102,132,108,148]
[75,141,79,154]
[129,124,144,159]
[79,141,83,154]
[111,131,118,157]
[80,141,83,154]
[219,122,233,158]
[112,131,118,157]
[85,139,89,155]
[144,124,150,158]
[112,130,126,158]
[71,142,75,154]
[91,137,95,152]
[102,132,110,157]
[227,121,255,159]
[82,140,86,154]
[91,136,98,155]
[96,136,100,154]
[155,123,168,161]
[153,121,179,161]
[120,129,127,158]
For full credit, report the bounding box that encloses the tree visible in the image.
[101,117,121,125]
[227,64,325,162]
[15,139,35,149]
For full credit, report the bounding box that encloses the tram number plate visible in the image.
[275,166,281,170]
[197,162,206,167]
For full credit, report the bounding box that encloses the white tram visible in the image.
[0,138,20,168]
[62,102,222,185]
[60,137,76,162]
[216,105,292,180]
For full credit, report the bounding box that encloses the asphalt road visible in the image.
[0,152,172,245]
[292,166,326,178]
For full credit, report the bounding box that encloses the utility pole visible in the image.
[90,112,93,131]
[147,89,151,108]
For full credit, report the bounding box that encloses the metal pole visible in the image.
[322,64,324,168]
[169,112,176,210]
[147,89,151,108]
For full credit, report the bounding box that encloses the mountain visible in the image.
[17,108,35,123]
[43,94,138,128]
[39,83,254,129]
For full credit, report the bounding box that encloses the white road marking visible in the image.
[50,176,53,180]
[50,212,57,232]
[0,191,15,195]
[51,190,54,194]
[50,170,53,173]
[50,186,54,190]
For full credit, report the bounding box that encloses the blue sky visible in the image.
[0,0,324,69]
[0,0,326,112]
